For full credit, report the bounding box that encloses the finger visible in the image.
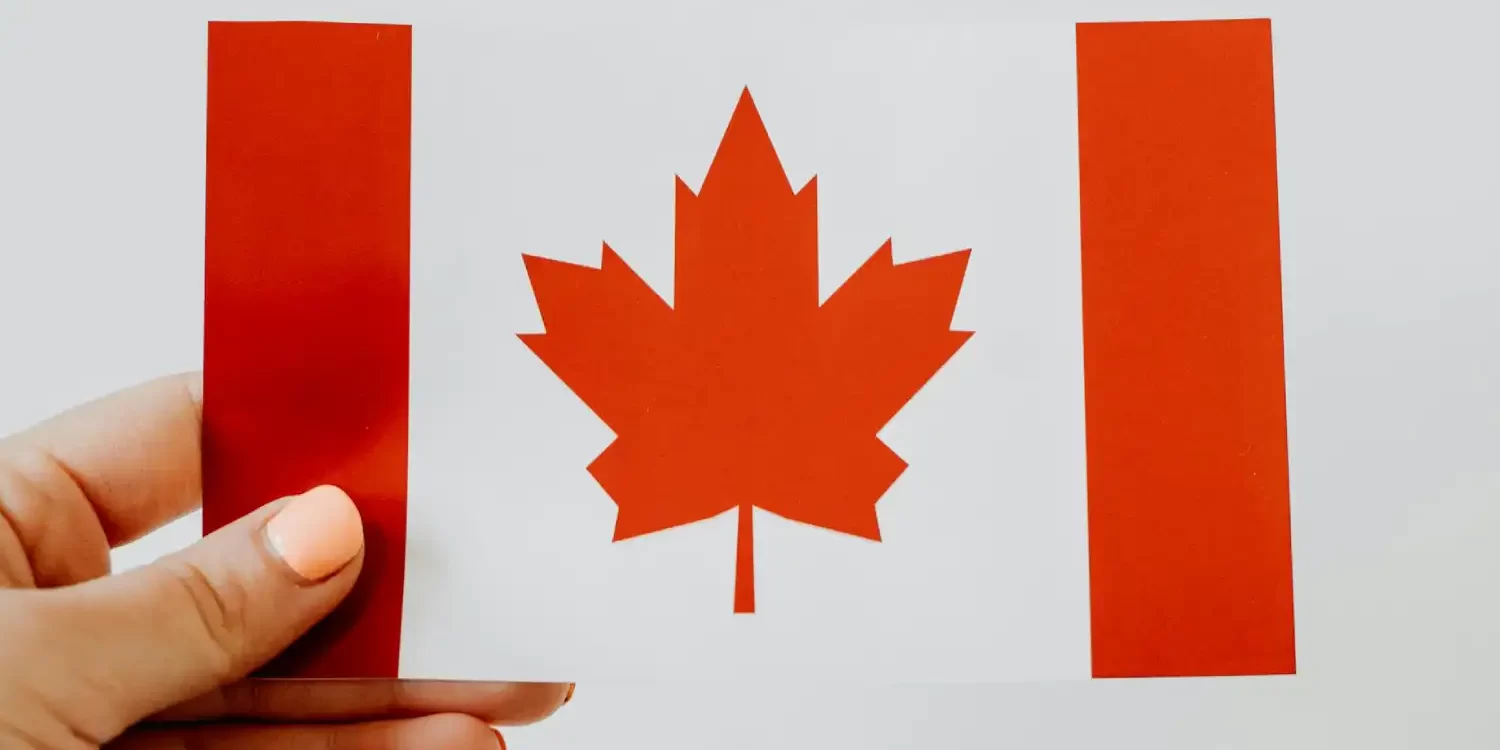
[109,714,506,750]
[34,485,364,741]
[0,372,202,549]
[156,679,575,726]
[0,441,113,587]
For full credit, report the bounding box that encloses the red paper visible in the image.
[202,21,413,679]
[1077,18,1296,678]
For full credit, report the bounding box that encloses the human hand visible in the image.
[0,373,571,748]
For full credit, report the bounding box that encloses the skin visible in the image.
[0,373,570,748]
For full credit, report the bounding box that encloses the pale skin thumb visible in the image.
[36,485,364,740]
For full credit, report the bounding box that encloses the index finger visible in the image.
[1,372,203,547]
[152,679,575,727]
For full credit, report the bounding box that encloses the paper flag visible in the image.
[203,18,1295,682]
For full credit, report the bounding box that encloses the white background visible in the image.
[2,0,1498,748]
[401,20,1089,683]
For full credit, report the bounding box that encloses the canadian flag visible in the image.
[203,18,1295,683]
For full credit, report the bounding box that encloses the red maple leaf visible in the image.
[519,88,972,613]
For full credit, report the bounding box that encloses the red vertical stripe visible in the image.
[1076,18,1295,678]
[203,21,412,679]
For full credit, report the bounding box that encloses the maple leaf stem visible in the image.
[733,503,755,614]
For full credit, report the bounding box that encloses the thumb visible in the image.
[45,485,364,736]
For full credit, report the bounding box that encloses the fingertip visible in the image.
[491,682,575,726]
[180,370,204,409]
[264,485,363,582]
